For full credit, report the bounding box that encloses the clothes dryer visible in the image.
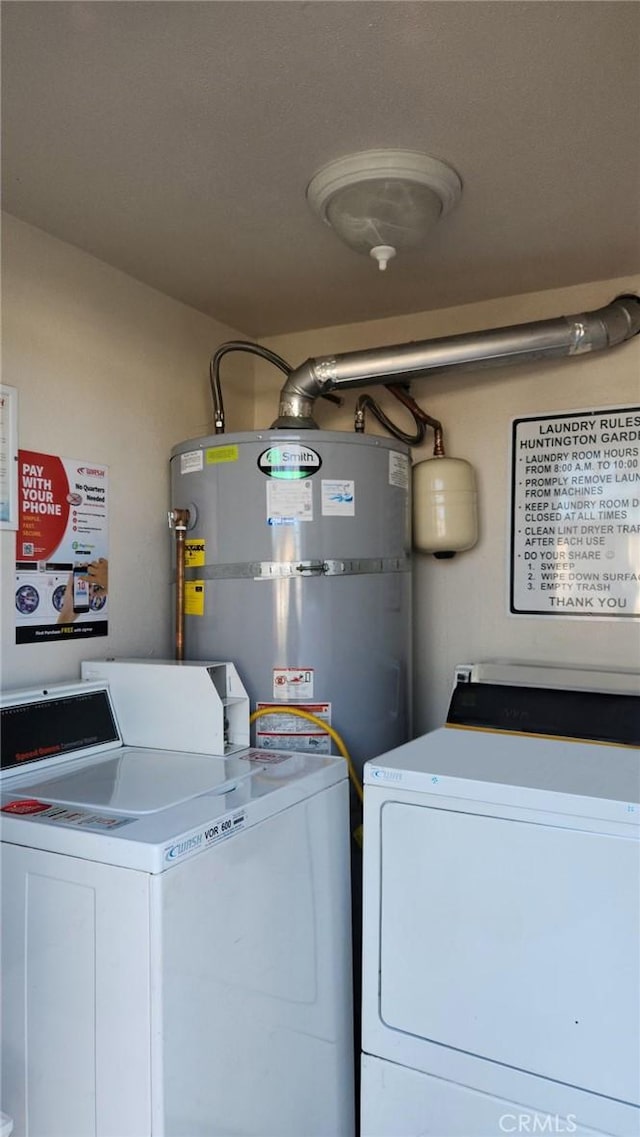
[361,666,640,1137]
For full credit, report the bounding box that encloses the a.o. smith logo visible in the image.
[258,445,321,480]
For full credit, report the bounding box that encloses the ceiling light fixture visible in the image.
[306,149,462,271]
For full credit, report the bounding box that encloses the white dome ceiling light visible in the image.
[306,149,462,271]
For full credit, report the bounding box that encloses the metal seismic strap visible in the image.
[175,556,411,583]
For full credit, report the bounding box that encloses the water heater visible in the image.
[170,430,411,771]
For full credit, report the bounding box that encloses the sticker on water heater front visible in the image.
[255,701,332,754]
[184,539,205,567]
[206,445,239,465]
[272,668,314,700]
[184,581,204,616]
[321,480,355,516]
[389,451,409,490]
[257,702,330,729]
[266,480,313,523]
[180,450,203,475]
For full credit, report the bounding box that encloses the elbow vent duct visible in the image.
[271,295,640,429]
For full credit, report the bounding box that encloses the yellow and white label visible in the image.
[184,539,205,568]
[184,581,205,616]
[206,444,239,465]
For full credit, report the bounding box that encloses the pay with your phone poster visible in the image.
[15,450,109,644]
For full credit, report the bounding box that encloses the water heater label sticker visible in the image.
[266,480,313,523]
[206,444,239,465]
[183,534,205,566]
[510,406,640,618]
[256,702,332,754]
[256,732,331,754]
[184,581,205,616]
[322,480,355,516]
[389,452,409,490]
[272,669,314,700]
[184,539,205,567]
[180,450,203,475]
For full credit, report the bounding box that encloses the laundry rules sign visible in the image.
[510,407,640,618]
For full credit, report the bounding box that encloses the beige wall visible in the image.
[1,214,254,690]
[259,278,640,733]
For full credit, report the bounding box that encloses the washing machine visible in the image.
[1,681,354,1137]
[361,663,640,1137]
[14,562,43,619]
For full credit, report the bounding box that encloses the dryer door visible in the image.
[378,800,640,1105]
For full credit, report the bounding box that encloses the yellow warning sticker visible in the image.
[184,539,205,568]
[184,581,205,616]
[206,444,239,465]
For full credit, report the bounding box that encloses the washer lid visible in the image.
[0,749,348,873]
[13,747,249,814]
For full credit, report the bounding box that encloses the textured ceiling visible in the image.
[3,1,640,336]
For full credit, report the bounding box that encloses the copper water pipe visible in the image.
[168,508,190,661]
[387,385,446,455]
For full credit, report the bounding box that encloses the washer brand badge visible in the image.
[164,833,203,862]
[258,445,322,480]
[370,767,403,782]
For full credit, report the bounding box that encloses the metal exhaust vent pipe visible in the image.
[272,295,640,429]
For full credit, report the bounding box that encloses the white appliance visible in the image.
[80,658,251,754]
[1,682,354,1137]
[361,665,640,1137]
